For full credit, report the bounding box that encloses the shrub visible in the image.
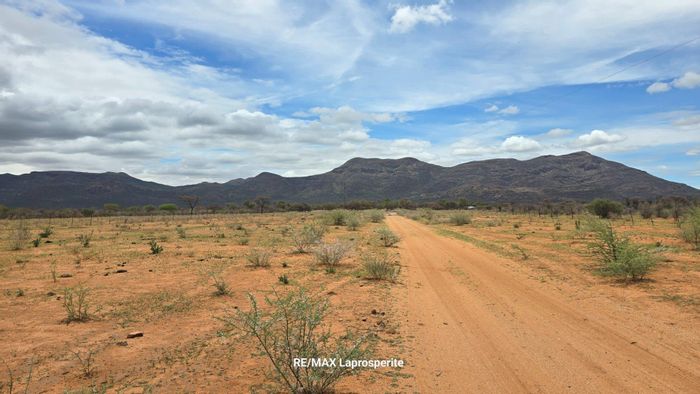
[278,274,289,285]
[587,219,656,282]
[362,252,400,281]
[291,223,326,253]
[680,207,700,249]
[449,212,471,226]
[375,227,400,247]
[587,199,623,219]
[346,214,361,231]
[314,242,351,273]
[149,240,163,254]
[78,232,92,248]
[326,210,349,226]
[367,210,385,223]
[39,227,53,238]
[31,238,40,248]
[176,227,187,239]
[63,285,91,323]
[159,203,178,213]
[246,248,272,268]
[219,288,368,393]
[212,276,230,296]
[238,237,250,245]
[9,220,31,250]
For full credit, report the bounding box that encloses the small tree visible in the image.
[80,208,95,225]
[587,218,656,282]
[254,196,270,214]
[680,207,700,249]
[103,203,120,214]
[219,288,368,393]
[587,199,623,219]
[179,195,200,215]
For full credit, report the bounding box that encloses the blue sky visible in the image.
[0,0,699,187]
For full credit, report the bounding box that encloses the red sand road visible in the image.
[386,215,700,393]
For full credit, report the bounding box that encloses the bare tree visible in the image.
[180,195,200,215]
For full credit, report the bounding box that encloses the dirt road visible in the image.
[386,215,699,393]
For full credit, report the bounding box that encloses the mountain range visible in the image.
[1,152,698,209]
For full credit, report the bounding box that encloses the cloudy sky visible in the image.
[1,0,699,186]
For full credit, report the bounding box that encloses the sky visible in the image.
[0,0,699,187]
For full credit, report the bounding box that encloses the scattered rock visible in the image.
[46,291,56,296]
[630,341,637,345]
[361,318,367,322]
[59,273,73,278]
[127,331,144,339]
[327,291,337,296]
[116,341,128,346]
[148,269,153,272]
[115,269,128,274]
[371,309,378,315]
[103,273,110,276]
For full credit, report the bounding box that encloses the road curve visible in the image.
[386,215,699,393]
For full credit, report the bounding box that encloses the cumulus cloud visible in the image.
[575,129,624,147]
[546,128,573,137]
[389,0,453,33]
[672,71,700,89]
[484,104,499,112]
[501,136,541,152]
[646,82,671,94]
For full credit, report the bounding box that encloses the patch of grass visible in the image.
[78,232,92,248]
[109,290,193,326]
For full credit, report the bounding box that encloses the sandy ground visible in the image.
[387,215,700,393]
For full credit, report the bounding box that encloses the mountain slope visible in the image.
[1,152,698,208]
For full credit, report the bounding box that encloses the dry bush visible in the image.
[313,241,351,273]
[366,210,385,223]
[9,220,31,250]
[291,223,326,253]
[63,285,91,323]
[246,248,272,268]
[449,212,471,226]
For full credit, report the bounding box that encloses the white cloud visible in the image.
[498,105,520,115]
[672,71,700,89]
[546,128,573,137]
[389,0,453,33]
[646,81,671,94]
[575,129,625,147]
[501,136,541,152]
[484,104,499,112]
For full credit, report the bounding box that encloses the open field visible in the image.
[1,210,699,392]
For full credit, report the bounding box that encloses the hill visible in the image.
[1,152,698,208]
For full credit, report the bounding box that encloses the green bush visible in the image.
[219,288,368,393]
[149,240,163,254]
[449,212,471,226]
[159,203,178,213]
[366,210,385,223]
[64,285,91,323]
[326,210,349,226]
[680,207,700,249]
[346,214,361,231]
[375,227,400,247]
[39,227,54,238]
[587,219,656,282]
[587,199,623,219]
[362,252,400,281]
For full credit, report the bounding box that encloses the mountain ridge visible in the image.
[1,152,698,208]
